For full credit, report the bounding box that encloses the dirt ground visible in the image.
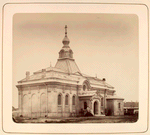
[13,115,138,123]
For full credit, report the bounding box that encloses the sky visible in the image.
[13,13,139,108]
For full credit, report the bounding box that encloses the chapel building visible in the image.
[16,25,124,118]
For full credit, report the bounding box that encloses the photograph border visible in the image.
[1,2,149,134]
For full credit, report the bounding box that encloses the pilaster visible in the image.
[70,87,72,113]
[28,86,31,118]
[18,88,22,115]
[37,86,40,117]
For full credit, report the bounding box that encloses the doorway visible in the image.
[94,101,98,115]
[84,102,87,109]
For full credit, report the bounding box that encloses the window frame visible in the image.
[58,93,62,106]
[65,94,69,106]
[72,95,76,105]
[101,97,103,106]
[118,102,121,109]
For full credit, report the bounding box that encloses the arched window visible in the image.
[82,80,90,91]
[72,95,76,105]
[58,94,62,105]
[40,93,46,113]
[69,50,73,58]
[101,98,103,106]
[59,49,65,58]
[65,94,69,105]
[118,103,121,109]
[83,85,87,91]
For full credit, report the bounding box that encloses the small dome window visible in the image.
[83,85,87,91]
[82,80,90,91]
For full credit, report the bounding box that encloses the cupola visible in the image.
[59,25,73,59]
[55,25,80,74]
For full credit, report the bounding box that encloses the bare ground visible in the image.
[13,115,138,123]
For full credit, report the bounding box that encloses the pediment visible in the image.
[90,95,102,101]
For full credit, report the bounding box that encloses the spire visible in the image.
[65,25,67,36]
[62,25,70,46]
[58,25,73,59]
[55,25,81,74]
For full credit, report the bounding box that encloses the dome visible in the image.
[62,36,70,46]
[62,25,70,46]
[58,25,73,59]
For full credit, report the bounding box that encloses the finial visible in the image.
[62,25,70,45]
[95,74,97,78]
[26,71,30,80]
[50,61,52,67]
[102,78,106,81]
[65,25,67,37]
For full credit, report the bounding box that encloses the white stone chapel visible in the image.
[16,25,124,118]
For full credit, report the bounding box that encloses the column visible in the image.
[37,86,40,118]
[70,86,72,114]
[45,84,48,117]
[70,94,72,113]
[91,100,94,115]
[98,100,101,116]
[18,88,22,116]
[61,85,65,117]
[28,87,31,118]
[104,89,107,115]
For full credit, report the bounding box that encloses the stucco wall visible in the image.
[19,84,79,118]
[113,99,124,116]
[106,99,124,116]
[106,99,114,115]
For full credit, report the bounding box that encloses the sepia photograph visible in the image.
[12,13,139,123]
[1,2,148,134]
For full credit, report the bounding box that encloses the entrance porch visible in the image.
[79,95,102,116]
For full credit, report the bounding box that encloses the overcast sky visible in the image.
[13,13,138,108]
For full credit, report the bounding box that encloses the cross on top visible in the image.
[65,25,67,35]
